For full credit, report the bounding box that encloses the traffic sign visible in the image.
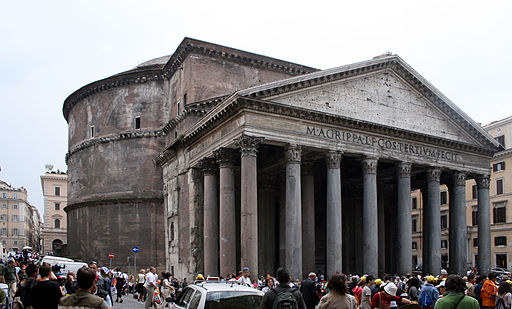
[108,253,114,259]
[132,246,139,253]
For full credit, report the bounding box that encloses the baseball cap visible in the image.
[242,267,250,271]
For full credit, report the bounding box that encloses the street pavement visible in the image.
[114,293,146,308]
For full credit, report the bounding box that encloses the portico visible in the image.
[158,55,498,280]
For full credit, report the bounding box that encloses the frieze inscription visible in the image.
[306,126,460,162]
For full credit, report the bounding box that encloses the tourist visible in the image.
[136,269,146,302]
[31,263,63,309]
[433,275,479,309]
[96,267,113,307]
[237,267,252,287]
[65,272,77,295]
[360,276,375,309]
[113,268,126,303]
[144,267,158,309]
[14,263,38,308]
[161,272,172,307]
[407,277,421,302]
[59,266,108,309]
[4,259,19,299]
[481,272,498,309]
[318,273,356,309]
[300,272,320,309]
[419,276,439,309]
[262,277,275,294]
[371,282,415,309]
[466,274,476,298]
[260,267,306,309]
[496,280,511,309]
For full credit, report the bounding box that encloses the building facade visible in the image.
[41,170,68,256]
[64,38,498,278]
[0,180,39,253]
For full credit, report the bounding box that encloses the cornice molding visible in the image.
[63,69,164,121]
[65,130,164,163]
[64,196,164,212]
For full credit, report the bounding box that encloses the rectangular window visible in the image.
[412,255,418,266]
[497,179,504,195]
[493,162,506,172]
[13,204,18,209]
[440,191,448,205]
[412,242,418,250]
[11,215,18,222]
[90,125,95,138]
[1,193,7,199]
[495,236,507,246]
[472,185,478,200]
[183,93,187,105]
[441,215,448,229]
[55,203,60,211]
[177,101,181,115]
[12,228,18,236]
[1,204,6,209]
[441,240,448,249]
[0,228,6,236]
[493,203,506,223]
[12,193,17,199]
[134,116,141,130]
[0,214,7,221]
[472,209,478,226]
[412,218,418,232]
[496,135,505,149]
[497,254,508,268]
[412,197,417,210]
[54,186,60,196]
[473,238,478,247]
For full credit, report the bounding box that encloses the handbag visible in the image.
[153,288,163,305]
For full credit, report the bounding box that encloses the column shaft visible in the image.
[202,159,218,276]
[396,162,412,275]
[425,167,441,275]
[326,151,342,276]
[477,175,491,275]
[285,145,302,280]
[451,172,467,275]
[214,148,237,277]
[302,164,315,276]
[235,135,262,281]
[362,157,378,276]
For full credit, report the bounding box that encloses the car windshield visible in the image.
[205,291,262,309]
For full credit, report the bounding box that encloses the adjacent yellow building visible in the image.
[40,170,67,256]
[0,180,40,253]
[412,116,512,271]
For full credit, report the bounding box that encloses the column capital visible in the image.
[214,148,238,168]
[452,171,467,187]
[426,167,441,183]
[477,174,490,189]
[326,151,342,169]
[286,145,302,163]
[362,157,378,174]
[397,162,412,178]
[199,157,217,176]
[234,135,263,157]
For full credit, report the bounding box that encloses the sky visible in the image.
[0,0,511,217]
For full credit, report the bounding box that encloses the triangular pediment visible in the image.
[238,56,499,150]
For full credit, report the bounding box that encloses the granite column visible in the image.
[302,163,315,276]
[214,148,237,277]
[477,175,491,275]
[235,135,263,280]
[326,151,342,276]
[424,167,441,275]
[285,145,302,280]
[450,171,467,275]
[362,157,378,277]
[396,162,412,275]
[201,158,218,276]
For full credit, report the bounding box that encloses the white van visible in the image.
[41,256,74,265]
[59,261,88,275]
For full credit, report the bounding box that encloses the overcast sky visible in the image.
[1,0,511,217]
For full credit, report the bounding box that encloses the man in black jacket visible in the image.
[260,267,306,309]
[300,272,320,309]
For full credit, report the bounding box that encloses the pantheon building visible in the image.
[64,38,498,280]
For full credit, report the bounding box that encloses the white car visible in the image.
[491,267,512,276]
[171,281,263,309]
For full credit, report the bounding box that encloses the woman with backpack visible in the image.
[496,281,512,309]
[318,274,357,309]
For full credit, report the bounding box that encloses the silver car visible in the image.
[170,281,264,309]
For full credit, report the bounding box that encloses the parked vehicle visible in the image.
[491,267,511,276]
[171,281,263,309]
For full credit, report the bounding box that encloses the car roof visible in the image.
[191,282,263,293]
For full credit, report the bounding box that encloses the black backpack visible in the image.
[272,288,299,309]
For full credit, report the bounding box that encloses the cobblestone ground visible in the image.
[115,293,171,308]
